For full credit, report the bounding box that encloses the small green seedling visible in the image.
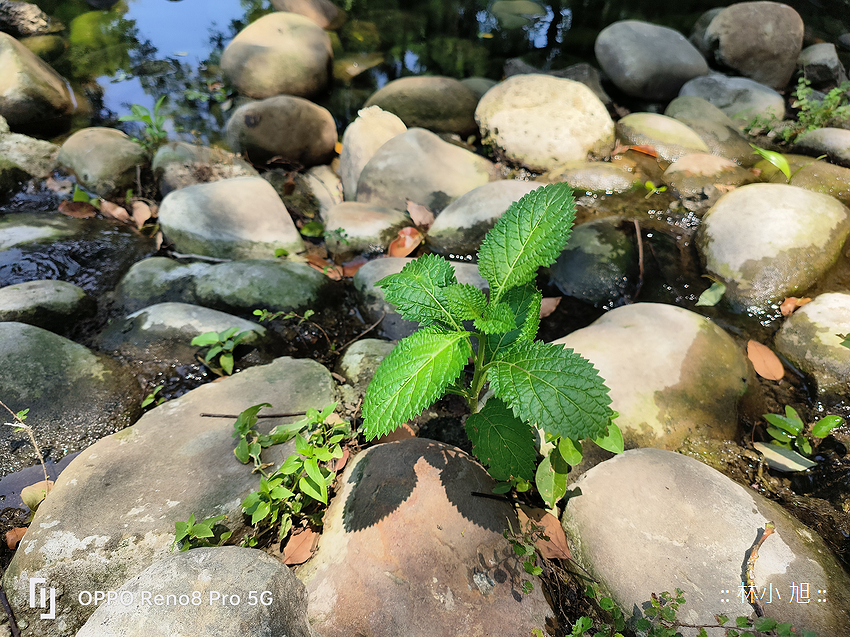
[764,405,844,457]
[119,95,168,153]
[643,180,667,199]
[173,513,232,552]
[503,518,545,594]
[191,326,252,375]
[141,384,165,409]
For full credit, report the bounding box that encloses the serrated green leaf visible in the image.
[478,183,576,303]
[362,328,472,439]
[753,617,777,632]
[489,341,613,440]
[377,254,460,328]
[465,398,536,481]
[474,302,516,334]
[536,447,569,508]
[484,284,542,361]
[812,414,844,437]
[776,623,793,637]
[445,283,487,320]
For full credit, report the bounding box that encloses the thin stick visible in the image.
[0,585,21,637]
[0,399,49,489]
[200,411,308,419]
[633,220,644,300]
[338,311,386,352]
[168,251,232,263]
[746,521,775,617]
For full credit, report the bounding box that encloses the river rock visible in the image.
[0,31,73,132]
[354,257,487,340]
[0,123,59,177]
[563,449,850,637]
[363,76,479,136]
[504,59,611,105]
[552,303,749,449]
[323,202,412,261]
[426,180,538,256]
[0,322,138,478]
[152,141,258,197]
[18,34,65,62]
[775,292,850,396]
[798,43,847,87]
[0,152,25,192]
[794,128,850,168]
[475,74,615,171]
[664,95,756,165]
[356,128,498,213]
[461,76,497,99]
[616,113,709,162]
[221,12,332,99]
[542,161,640,194]
[696,183,850,309]
[158,177,304,259]
[679,73,786,127]
[225,95,337,167]
[271,0,345,29]
[304,165,343,216]
[662,153,756,198]
[775,156,850,208]
[336,338,395,392]
[694,2,804,90]
[340,106,407,200]
[595,20,707,101]
[57,127,147,196]
[0,279,94,333]
[113,257,210,313]
[3,356,335,637]
[0,0,63,37]
[297,438,553,637]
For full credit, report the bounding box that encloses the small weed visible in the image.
[172,513,232,552]
[141,384,165,409]
[503,518,546,594]
[254,308,332,349]
[763,405,843,456]
[191,326,253,375]
[643,180,667,199]
[1,400,50,491]
[119,95,168,154]
[325,227,350,245]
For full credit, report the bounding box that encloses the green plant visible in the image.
[361,183,622,507]
[253,308,332,349]
[141,384,165,409]
[763,405,843,456]
[1,401,49,490]
[643,180,667,199]
[326,227,350,245]
[789,77,850,141]
[503,518,545,594]
[118,95,168,153]
[172,513,232,552]
[191,326,253,375]
[695,278,726,307]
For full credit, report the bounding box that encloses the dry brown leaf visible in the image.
[6,527,26,550]
[713,184,737,194]
[342,255,368,278]
[21,480,53,511]
[406,199,435,230]
[780,297,811,316]
[747,340,784,380]
[131,201,153,228]
[517,505,571,560]
[539,297,562,318]
[45,177,73,194]
[388,227,423,257]
[331,447,350,474]
[334,141,343,155]
[375,422,416,444]
[628,144,658,157]
[154,231,163,250]
[99,200,131,223]
[282,527,319,565]
[305,254,343,281]
[58,200,97,218]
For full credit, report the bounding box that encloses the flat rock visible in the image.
[664,95,757,165]
[777,156,850,208]
[798,43,847,87]
[542,161,640,194]
[0,279,93,333]
[158,177,304,259]
[0,0,63,37]
[339,106,407,201]
[564,449,850,636]
[3,357,335,637]
[297,438,553,637]
[662,153,756,198]
[679,73,785,127]
[475,74,614,171]
[552,303,748,449]
[616,113,708,163]
[57,127,147,196]
[794,128,850,169]
[152,141,258,197]
[322,201,412,261]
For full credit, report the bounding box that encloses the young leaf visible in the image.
[464,397,537,481]
[812,415,844,438]
[474,302,516,334]
[695,281,726,307]
[299,475,327,504]
[484,284,542,362]
[377,254,461,328]
[445,283,487,320]
[558,437,583,466]
[592,421,624,454]
[489,341,613,441]
[750,144,791,181]
[478,183,576,303]
[536,446,569,508]
[764,414,802,436]
[191,331,221,346]
[362,328,473,439]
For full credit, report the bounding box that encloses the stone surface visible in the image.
[664,95,756,165]
[18,34,65,62]
[696,183,850,309]
[335,338,395,391]
[794,128,850,169]
[504,59,611,105]
[57,127,147,196]
[0,123,59,177]
[662,153,756,198]
[225,95,337,167]
[271,0,345,29]
[297,438,553,637]
[595,20,707,101]
[564,449,850,636]
[475,74,614,171]
[616,113,709,163]
[322,201,412,260]
[426,180,538,257]
[221,12,332,99]
[775,292,850,396]
[553,303,749,449]
[542,161,640,194]
[776,155,850,208]
[363,76,480,136]
[304,164,344,216]
[679,73,786,127]
[798,43,847,87]
[0,0,63,37]
[3,357,335,637]
[152,141,258,197]
[76,547,318,637]
[340,105,407,201]
[0,279,93,332]
[158,177,304,259]
[113,256,210,313]
[356,128,498,213]
[461,76,497,99]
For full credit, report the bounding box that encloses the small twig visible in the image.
[633,219,644,301]
[338,311,386,352]
[0,585,21,637]
[470,490,513,502]
[136,164,142,197]
[745,521,775,617]
[0,399,49,489]
[200,411,308,419]
[168,251,232,263]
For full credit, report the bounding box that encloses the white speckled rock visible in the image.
[340,106,407,201]
[616,113,708,162]
[323,201,412,260]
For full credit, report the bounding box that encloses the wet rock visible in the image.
[694,1,803,90]
[0,119,60,177]
[323,201,411,261]
[798,43,847,87]
[504,59,611,105]
[616,113,708,162]
[297,438,553,637]
[426,180,538,257]
[775,292,850,397]
[475,74,614,171]
[356,128,498,213]
[225,95,337,167]
[595,20,707,101]
[363,76,479,136]
[0,0,63,37]
[158,177,304,259]
[461,76,497,99]
[152,141,258,197]
[354,257,487,340]
[542,161,640,194]
[0,152,26,192]
[563,449,850,636]
[679,73,786,127]
[221,12,333,99]
[113,257,210,313]
[271,0,345,30]
[547,217,638,308]
[304,165,343,217]
[794,128,850,169]
[552,303,748,449]
[336,338,395,392]
[3,357,335,637]
[340,105,407,201]
[662,153,756,198]
[776,155,850,208]
[0,32,73,132]
[664,95,756,166]
[0,322,138,478]
[696,183,850,309]
[77,546,318,637]
[0,279,94,333]
[57,127,147,196]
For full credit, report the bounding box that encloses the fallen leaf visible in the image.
[780,297,811,316]
[375,422,416,444]
[154,231,163,250]
[58,200,97,218]
[21,480,53,511]
[406,199,435,230]
[282,527,319,565]
[306,254,343,281]
[6,527,26,550]
[334,141,343,154]
[517,505,571,560]
[131,201,153,228]
[713,183,737,194]
[388,227,423,257]
[611,140,630,156]
[331,446,350,474]
[342,255,368,278]
[539,297,561,318]
[747,340,784,380]
[628,144,658,157]
[99,200,131,223]
[45,177,73,194]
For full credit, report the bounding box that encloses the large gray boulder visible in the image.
[57,127,147,196]
[340,106,407,201]
[0,114,59,177]
[794,128,850,169]
[679,73,785,127]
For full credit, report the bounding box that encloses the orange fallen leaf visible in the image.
[747,340,784,380]
[6,527,26,550]
[713,184,737,194]
[282,527,319,565]
[388,226,423,257]
[517,505,571,560]
[375,422,416,444]
[58,200,97,218]
[306,254,343,281]
[628,144,658,157]
[45,177,73,194]
[539,297,561,318]
[334,141,343,155]
[406,199,435,230]
[331,446,350,474]
[342,255,368,278]
[99,200,131,223]
[780,297,811,316]
[131,201,153,228]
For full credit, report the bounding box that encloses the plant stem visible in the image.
[0,399,50,489]
[467,334,489,413]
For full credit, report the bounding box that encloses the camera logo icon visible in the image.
[29,578,55,620]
